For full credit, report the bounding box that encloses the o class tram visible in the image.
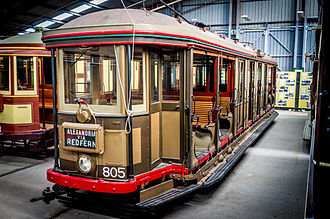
[38,9,278,206]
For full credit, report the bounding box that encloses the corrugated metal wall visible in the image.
[157,0,318,71]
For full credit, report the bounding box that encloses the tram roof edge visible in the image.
[0,32,44,46]
[42,9,276,64]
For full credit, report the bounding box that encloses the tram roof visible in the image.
[0,32,49,56]
[42,9,276,64]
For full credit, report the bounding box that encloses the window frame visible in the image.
[14,56,37,96]
[58,48,122,114]
[0,55,11,95]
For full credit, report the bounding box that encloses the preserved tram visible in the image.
[0,32,54,155]
[40,9,278,206]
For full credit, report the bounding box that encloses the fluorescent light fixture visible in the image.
[71,4,92,13]
[36,20,56,28]
[90,0,108,5]
[53,13,73,21]
[241,15,252,21]
[25,28,35,32]
[297,10,304,14]
[18,32,25,35]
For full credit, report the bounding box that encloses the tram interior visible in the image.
[191,53,216,158]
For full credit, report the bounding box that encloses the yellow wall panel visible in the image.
[298,72,313,109]
[0,104,32,124]
[275,72,296,108]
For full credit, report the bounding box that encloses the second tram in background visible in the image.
[0,32,54,155]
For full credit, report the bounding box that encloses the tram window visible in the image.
[257,63,262,81]
[132,48,144,105]
[0,56,10,91]
[150,54,159,102]
[219,59,230,92]
[162,53,180,101]
[192,63,207,92]
[192,55,214,93]
[43,57,52,85]
[16,56,34,91]
[63,46,117,106]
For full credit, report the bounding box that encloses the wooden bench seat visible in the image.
[192,96,215,127]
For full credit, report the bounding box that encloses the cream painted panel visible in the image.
[151,112,160,162]
[162,111,180,159]
[0,104,32,124]
[132,127,142,164]
[104,130,127,165]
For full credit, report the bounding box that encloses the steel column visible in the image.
[302,0,308,71]
[235,0,240,40]
[293,0,300,70]
[264,24,269,54]
[228,0,233,38]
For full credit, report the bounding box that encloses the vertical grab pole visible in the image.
[41,57,46,129]
[51,48,59,169]
[127,45,134,179]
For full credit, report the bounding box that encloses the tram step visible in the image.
[203,111,279,187]
[136,184,202,208]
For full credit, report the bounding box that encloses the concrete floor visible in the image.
[0,110,310,219]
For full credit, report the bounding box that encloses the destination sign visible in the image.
[65,128,96,149]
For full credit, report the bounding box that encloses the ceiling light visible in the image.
[90,0,108,5]
[71,4,92,13]
[242,15,252,21]
[25,28,35,32]
[53,13,73,21]
[36,21,56,28]
[18,32,25,35]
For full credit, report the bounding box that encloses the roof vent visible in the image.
[191,18,207,29]
[257,49,265,57]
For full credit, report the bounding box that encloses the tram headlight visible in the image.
[77,154,95,174]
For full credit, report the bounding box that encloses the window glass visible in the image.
[132,48,144,105]
[192,55,214,93]
[150,53,159,102]
[162,53,180,101]
[16,56,34,91]
[63,46,117,106]
[43,57,53,85]
[219,59,231,92]
[0,56,10,91]
[193,63,207,92]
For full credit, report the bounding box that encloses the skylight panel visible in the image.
[71,4,92,13]
[53,13,73,21]
[25,28,35,32]
[90,0,108,5]
[36,21,56,28]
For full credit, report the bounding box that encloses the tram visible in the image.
[39,9,278,206]
[0,32,54,155]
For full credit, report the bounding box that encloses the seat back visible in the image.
[193,96,214,124]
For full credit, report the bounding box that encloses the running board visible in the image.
[137,184,202,208]
[137,111,278,208]
[203,111,278,187]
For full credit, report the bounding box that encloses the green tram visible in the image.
[40,9,278,206]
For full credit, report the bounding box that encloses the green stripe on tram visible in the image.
[44,33,273,62]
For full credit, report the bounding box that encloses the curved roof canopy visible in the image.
[43,9,276,64]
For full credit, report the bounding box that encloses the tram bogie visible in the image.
[39,9,278,205]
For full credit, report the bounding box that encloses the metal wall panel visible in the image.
[155,0,318,72]
[306,0,318,17]
[240,0,295,24]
